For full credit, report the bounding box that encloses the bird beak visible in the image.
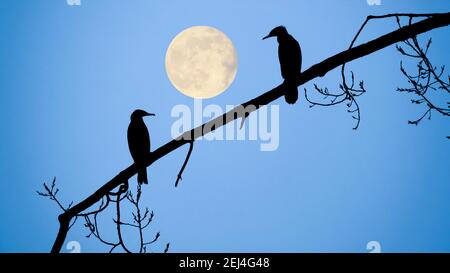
[145,113,155,117]
[262,34,272,40]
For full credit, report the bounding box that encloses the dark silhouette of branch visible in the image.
[37,177,71,212]
[164,243,170,253]
[47,12,450,253]
[125,183,158,253]
[305,13,448,129]
[114,183,132,253]
[394,18,449,127]
[175,140,194,187]
[39,178,166,253]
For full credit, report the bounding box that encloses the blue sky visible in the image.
[0,0,449,253]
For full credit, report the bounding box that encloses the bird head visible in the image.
[262,26,288,40]
[131,109,155,120]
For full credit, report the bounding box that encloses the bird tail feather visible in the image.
[284,83,298,104]
[138,168,148,184]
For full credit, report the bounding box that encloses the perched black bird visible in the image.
[263,26,302,104]
[128,109,155,184]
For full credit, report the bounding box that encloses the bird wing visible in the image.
[278,35,302,80]
[127,121,151,163]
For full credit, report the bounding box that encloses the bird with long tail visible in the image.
[127,109,155,185]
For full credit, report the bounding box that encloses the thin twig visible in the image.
[175,141,194,187]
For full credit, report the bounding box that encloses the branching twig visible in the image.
[37,177,67,212]
[304,13,446,130]
[395,18,450,128]
[39,178,164,253]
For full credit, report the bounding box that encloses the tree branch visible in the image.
[50,12,450,253]
[175,140,194,187]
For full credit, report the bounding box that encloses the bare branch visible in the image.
[395,19,449,127]
[114,183,132,253]
[164,243,170,253]
[37,177,68,212]
[175,140,194,187]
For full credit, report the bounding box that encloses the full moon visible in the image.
[165,26,238,99]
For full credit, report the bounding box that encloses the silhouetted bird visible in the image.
[263,26,302,104]
[128,109,155,185]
